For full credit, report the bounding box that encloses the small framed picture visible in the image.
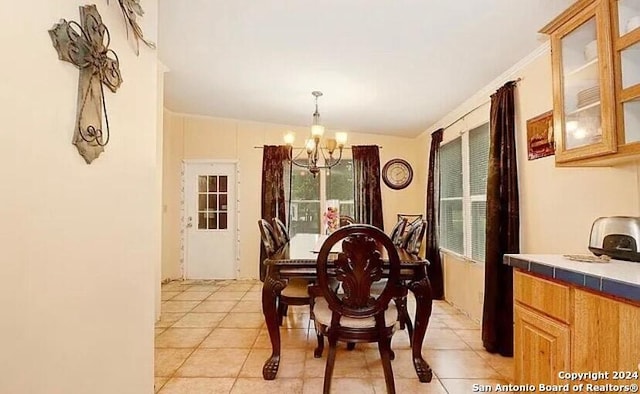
[527,110,555,160]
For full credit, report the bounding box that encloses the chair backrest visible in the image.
[272,217,290,245]
[402,220,427,255]
[316,224,401,322]
[258,219,279,256]
[339,215,356,227]
[389,218,408,246]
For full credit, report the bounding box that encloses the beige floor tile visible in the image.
[432,301,462,315]
[303,377,374,394]
[158,377,235,394]
[254,328,310,349]
[224,283,254,292]
[239,348,306,378]
[162,301,201,313]
[455,329,484,350]
[218,313,265,329]
[208,292,246,301]
[162,291,181,301]
[426,315,450,329]
[193,301,238,313]
[155,348,193,377]
[172,313,227,328]
[423,328,471,350]
[440,378,510,394]
[281,313,311,329]
[187,285,222,292]
[156,328,167,337]
[232,378,303,394]
[200,328,260,348]
[372,377,448,393]
[162,282,193,292]
[155,328,212,348]
[444,314,481,330]
[426,350,502,379]
[171,292,212,301]
[475,350,514,382]
[240,292,262,301]
[156,312,187,328]
[249,285,263,292]
[364,349,420,379]
[230,301,262,313]
[154,377,168,393]
[304,347,370,378]
[175,348,250,377]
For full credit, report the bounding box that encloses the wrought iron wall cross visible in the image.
[49,5,123,164]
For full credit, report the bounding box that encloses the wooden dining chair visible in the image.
[258,219,279,256]
[402,220,427,255]
[389,217,408,246]
[272,217,290,246]
[309,224,404,394]
[339,215,356,227]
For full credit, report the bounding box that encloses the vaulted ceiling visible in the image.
[158,0,573,137]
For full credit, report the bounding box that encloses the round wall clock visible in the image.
[382,158,413,190]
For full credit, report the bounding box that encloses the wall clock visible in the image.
[382,158,413,190]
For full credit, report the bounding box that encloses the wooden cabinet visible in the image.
[541,0,640,165]
[514,304,571,384]
[514,270,640,385]
[572,289,640,385]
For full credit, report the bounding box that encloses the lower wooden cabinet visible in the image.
[514,304,570,384]
[514,270,640,385]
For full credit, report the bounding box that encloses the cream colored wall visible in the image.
[0,2,159,393]
[162,112,426,279]
[430,48,640,322]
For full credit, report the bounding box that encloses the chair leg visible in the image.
[346,342,356,351]
[395,297,407,330]
[277,300,285,326]
[378,337,396,394]
[323,337,338,394]
[314,329,324,358]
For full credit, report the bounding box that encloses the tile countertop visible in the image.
[504,254,640,304]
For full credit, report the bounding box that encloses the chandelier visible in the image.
[284,91,347,177]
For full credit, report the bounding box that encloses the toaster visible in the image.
[589,216,640,262]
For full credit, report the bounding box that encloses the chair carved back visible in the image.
[316,224,401,321]
[258,219,279,256]
[403,220,427,255]
[389,218,408,246]
[339,215,356,227]
[272,217,290,245]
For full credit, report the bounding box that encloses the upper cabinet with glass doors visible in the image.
[541,0,640,165]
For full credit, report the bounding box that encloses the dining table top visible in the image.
[265,233,428,267]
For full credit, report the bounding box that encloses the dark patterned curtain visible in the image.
[425,128,444,300]
[482,81,520,356]
[260,145,290,281]
[352,145,384,230]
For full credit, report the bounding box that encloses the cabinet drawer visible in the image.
[514,271,571,323]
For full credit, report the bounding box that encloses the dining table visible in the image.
[260,233,434,383]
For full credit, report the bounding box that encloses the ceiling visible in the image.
[158,0,573,137]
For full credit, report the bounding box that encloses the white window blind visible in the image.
[439,122,490,262]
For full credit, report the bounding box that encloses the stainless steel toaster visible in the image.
[589,216,640,262]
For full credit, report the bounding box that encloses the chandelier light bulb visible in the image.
[335,132,347,147]
[284,131,295,145]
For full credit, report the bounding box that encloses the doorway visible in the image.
[183,161,238,279]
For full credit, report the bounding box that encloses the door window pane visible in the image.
[198,176,207,192]
[208,176,217,192]
[219,176,228,192]
[208,213,217,230]
[198,213,206,229]
[219,213,228,230]
[208,194,217,212]
[198,194,207,211]
[219,194,228,211]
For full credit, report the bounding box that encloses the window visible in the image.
[289,160,354,236]
[439,123,489,262]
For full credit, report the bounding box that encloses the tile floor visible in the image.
[155,279,514,394]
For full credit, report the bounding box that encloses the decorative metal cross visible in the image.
[49,5,122,164]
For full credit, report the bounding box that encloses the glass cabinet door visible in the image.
[614,0,640,145]
[551,1,617,163]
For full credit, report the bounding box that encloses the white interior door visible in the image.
[184,161,237,279]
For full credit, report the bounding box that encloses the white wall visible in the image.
[162,112,426,280]
[0,2,159,393]
[426,46,640,321]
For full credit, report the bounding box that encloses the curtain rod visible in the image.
[440,77,522,132]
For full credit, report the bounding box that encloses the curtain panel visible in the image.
[482,81,520,356]
[352,145,384,230]
[259,145,291,281]
[425,128,444,300]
